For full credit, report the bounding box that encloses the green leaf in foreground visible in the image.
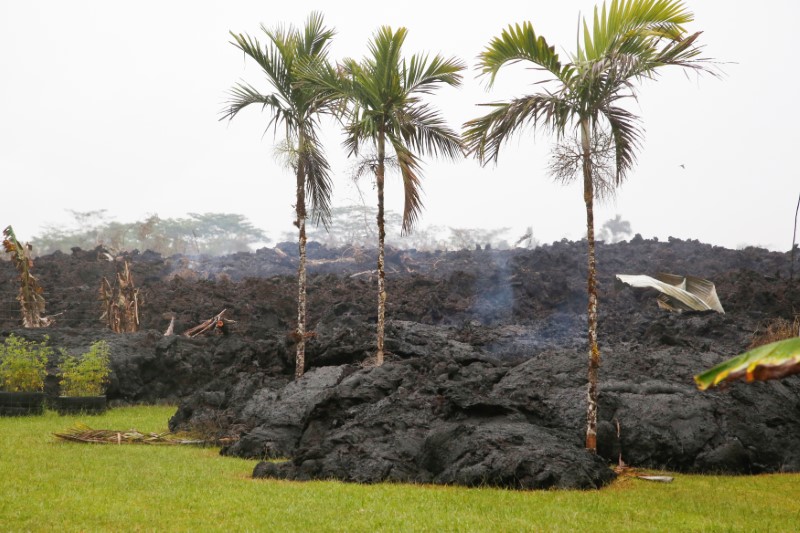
[694,337,800,390]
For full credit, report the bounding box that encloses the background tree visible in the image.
[464,0,715,451]
[447,227,510,250]
[222,12,335,378]
[31,212,268,256]
[310,26,464,365]
[599,214,633,243]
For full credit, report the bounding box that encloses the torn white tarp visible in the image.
[615,273,725,314]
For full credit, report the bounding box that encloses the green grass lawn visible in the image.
[1,405,798,532]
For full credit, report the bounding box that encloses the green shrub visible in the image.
[59,341,111,397]
[0,334,51,392]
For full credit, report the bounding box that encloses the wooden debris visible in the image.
[613,465,675,484]
[184,309,235,338]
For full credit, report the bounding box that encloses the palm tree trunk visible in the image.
[581,118,600,453]
[295,160,307,379]
[375,130,387,366]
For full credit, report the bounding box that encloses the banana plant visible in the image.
[694,337,800,390]
[2,225,50,327]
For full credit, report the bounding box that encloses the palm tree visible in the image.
[222,12,335,379]
[464,0,715,451]
[309,26,464,365]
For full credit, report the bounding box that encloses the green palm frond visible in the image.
[477,21,569,86]
[299,11,335,58]
[404,53,465,94]
[695,337,800,391]
[222,83,289,133]
[221,32,292,120]
[580,0,693,61]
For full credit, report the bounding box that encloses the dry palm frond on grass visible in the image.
[53,422,206,446]
[99,260,141,333]
[2,226,52,328]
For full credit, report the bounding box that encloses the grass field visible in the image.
[1,405,799,532]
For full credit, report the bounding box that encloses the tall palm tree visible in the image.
[464,0,715,451]
[309,26,464,365]
[222,12,335,379]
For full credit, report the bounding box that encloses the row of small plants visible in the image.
[0,334,110,416]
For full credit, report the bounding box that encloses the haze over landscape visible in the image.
[1,1,797,251]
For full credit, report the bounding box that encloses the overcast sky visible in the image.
[1,1,798,251]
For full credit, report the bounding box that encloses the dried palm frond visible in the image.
[53,422,206,445]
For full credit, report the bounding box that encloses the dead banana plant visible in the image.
[99,259,141,333]
[2,225,51,327]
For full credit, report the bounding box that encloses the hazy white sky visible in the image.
[1,1,798,251]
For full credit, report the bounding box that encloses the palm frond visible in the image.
[404,53,465,94]
[463,94,574,163]
[580,0,693,61]
[227,31,292,107]
[603,105,642,184]
[396,104,463,160]
[299,132,334,228]
[477,21,570,86]
[352,153,399,182]
[221,82,289,129]
[299,11,335,58]
[389,139,424,235]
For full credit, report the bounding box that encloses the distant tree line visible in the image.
[30,210,269,257]
[301,205,521,251]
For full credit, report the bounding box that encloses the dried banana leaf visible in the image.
[616,273,724,313]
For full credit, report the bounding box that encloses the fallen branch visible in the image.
[184,309,235,337]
